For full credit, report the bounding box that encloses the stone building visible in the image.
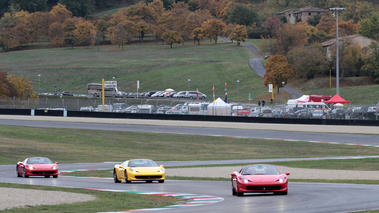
[321,34,378,60]
[277,7,326,24]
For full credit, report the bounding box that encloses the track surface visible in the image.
[1,117,379,212]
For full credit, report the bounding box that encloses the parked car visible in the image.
[331,108,346,119]
[173,91,186,98]
[261,108,273,117]
[249,111,261,117]
[231,164,289,196]
[16,157,58,178]
[113,159,165,183]
[183,91,206,99]
[311,110,324,119]
[295,109,312,119]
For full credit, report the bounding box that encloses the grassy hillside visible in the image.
[1,40,270,103]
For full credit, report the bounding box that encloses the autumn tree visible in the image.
[264,55,294,94]
[162,30,183,48]
[287,44,328,79]
[263,16,282,37]
[0,71,19,97]
[271,23,308,55]
[329,20,358,36]
[202,19,226,44]
[63,18,77,48]
[316,16,335,34]
[73,19,96,46]
[48,21,64,46]
[50,3,72,23]
[229,24,247,46]
[7,74,37,99]
[192,27,204,45]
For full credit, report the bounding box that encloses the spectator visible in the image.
[258,101,261,107]
[262,99,265,107]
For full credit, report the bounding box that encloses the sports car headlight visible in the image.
[240,176,249,183]
[277,175,285,183]
[130,168,137,173]
[159,168,164,173]
[28,165,34,170]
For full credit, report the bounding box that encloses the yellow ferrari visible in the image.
[113,159,165,183]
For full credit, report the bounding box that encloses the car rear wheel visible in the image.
[125,171,131,183]
[53,175,58,178]
[23,168,29,178]
[113,170,121,183]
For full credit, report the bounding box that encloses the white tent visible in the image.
[286,95,309,108]
[207,98,232,116]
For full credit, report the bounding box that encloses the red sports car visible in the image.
[16,157,58,178]
[231,164,289,196]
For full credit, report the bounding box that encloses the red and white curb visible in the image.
[83,188,223,213]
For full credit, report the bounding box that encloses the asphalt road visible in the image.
[1,117,379,212]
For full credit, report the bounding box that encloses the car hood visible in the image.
[243,174,283,182]
[130,167,162,173]
[28,164,56,169]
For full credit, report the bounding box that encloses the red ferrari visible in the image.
[231,164,289,196]
[16,157,58,178]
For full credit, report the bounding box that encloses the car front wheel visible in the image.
[23,168,29,178]
[232,178,236,196]
[114,170,121,183]
[236,182,243,196]
[125,171,131,183]
[16,166,21,177]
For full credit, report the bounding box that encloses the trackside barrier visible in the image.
[0,109,378,126]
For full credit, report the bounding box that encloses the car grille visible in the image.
[246,186,282,190]
[32,171,56,175]
[135,176,162,179]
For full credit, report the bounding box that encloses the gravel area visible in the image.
[167,166,379,180]
[0,187,96,210]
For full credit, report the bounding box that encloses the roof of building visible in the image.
[321,35,361,47]
[278,7,326,15]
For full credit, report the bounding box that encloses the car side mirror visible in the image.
[55,162,58,164]
[286,172,290,176]
[160,165,164,168]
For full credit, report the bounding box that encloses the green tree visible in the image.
[162,30,183,48]
[264,55,294,94]
[359,15,379,40]
[360,42,379,83]
[229,3,257,26]
[9,0,47,13]
[59,0,93,17]
[287,44,328,79]
[63,18,77,48]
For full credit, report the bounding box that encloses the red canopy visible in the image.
[324,94,351,104]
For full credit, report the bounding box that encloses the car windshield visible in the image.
[242,165,280,175]
[128,160,158,167]
[27,157,53,164]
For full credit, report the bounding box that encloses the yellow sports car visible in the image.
[113,159,165,183]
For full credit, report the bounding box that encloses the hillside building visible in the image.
[321,34,378,60]
[277,7,326,24]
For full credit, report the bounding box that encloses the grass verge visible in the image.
[1,125,379,165]
[0,183,179,213]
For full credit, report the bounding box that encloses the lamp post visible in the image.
[188,79,191,91]
[329,7,345,95]
[38,74,41,94]
[237,80,239,101]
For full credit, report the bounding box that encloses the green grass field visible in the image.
[1,41,267,103]
[1,125,379,164]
